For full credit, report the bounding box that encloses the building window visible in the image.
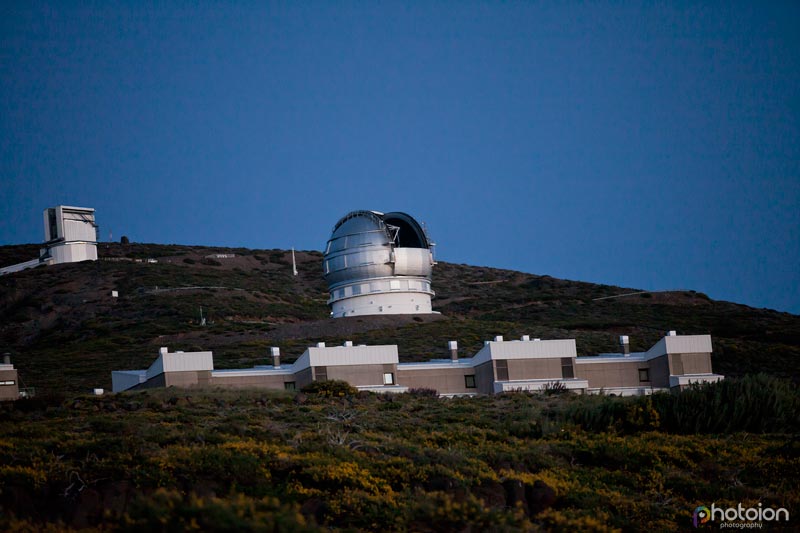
[390,280,401,290]
[315,366,328,381]
[383,372,395,385]
[0,380,15,386]
[561,357,575,379]
[495,360,509,381]
[671,354,684,375]
[465,375,476,389]
[638,368,650,382]
[284,382,296,391]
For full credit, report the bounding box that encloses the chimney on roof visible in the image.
[343,340,353,347]
[159,347,168,356]
[494,335,504,342]
[667,330,677,337]
[271,347,280,368]
[316,342,326,348]
[448,340,458,362]
[620,336,630,356]
[521,335,530,341]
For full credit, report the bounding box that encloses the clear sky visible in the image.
[2,2,799,314]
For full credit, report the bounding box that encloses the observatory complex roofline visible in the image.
[111,333,723,397]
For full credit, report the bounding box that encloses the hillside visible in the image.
[1,378,798,531]
[1,242,798,395]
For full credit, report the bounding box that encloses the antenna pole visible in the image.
[292,247,298,276]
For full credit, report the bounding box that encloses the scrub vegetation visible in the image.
[0,376,797,532]
[0,242,798,530]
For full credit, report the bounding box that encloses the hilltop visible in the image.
[1,242,798,395]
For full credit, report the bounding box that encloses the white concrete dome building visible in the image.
[323,210,436,317]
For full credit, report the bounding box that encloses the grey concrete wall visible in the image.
[396,367,474,395]
[679,352,713,374]
[326,364,394,387]
[136,373,167,390]
[165,371,203,388]
[575,361,642,389]
[507,358,562,380]
[475,361,495,395]
[295,367,313,389]
[210,374,287,390]
[649,355,670,388]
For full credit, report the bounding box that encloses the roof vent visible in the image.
[667,330,677,336]
[494,335,504,342]
[343,340,353,347]
[620,335,630,356]
[521,335,530,341]
[448,340,458,361]
[316,342,326,348]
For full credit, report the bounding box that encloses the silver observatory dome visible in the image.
[323,210,436,317]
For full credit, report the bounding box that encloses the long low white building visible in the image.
[112,332,723,396]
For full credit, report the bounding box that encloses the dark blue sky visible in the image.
[2,2,799,314]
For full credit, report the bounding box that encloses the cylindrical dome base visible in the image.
[330,291,434,318]
[324,210,437,318]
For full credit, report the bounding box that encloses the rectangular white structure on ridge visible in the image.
[473,338,577,365]
[296,344,399,368]
[147,349,214,380]
[646,334,713,358]
[44,206,97,242]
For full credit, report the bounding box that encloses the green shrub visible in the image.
[301,380,358,398]
[650,374,799,433]
[407,388,438,397]
[543,381,569,396]
[122,489,314,532]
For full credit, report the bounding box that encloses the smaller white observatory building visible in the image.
[41,206,98,264]
[0,205,98,276]
[323,210,436,317]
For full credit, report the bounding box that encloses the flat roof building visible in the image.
[112,332,723,396]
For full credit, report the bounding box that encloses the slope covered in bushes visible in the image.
[0,377,797,531]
